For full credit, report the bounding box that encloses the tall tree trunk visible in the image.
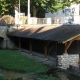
[33,6,37,17]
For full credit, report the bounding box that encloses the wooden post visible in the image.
[64,36,80,53]
[64,40,73,53]
[30,40,32,54]
[44,45,47,58]
[44,41,50,58]
[19,38,21,50]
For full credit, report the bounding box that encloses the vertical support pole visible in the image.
[44,45,47,58]
[64,40,73,53]
[18,0,20,24]
[19,38,21,50]
[28,0,31,24]
[19,0,20,14]
[44,41,50,58]
[30,40,32,54]
[56,42,58,67]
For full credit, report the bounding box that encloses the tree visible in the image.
[0,0,62,17]
[60,0,80,8]
[0,0,9,17]
[0,0,17,17]
[29,0,64,17]
[0,0,80,17]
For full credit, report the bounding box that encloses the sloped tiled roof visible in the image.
[8,25,80,43]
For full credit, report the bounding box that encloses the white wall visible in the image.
[45,4,80,24]
[45,10,65,18]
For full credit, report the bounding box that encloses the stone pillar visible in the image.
[62,53,69,69]
[58,53,79,69]
[57,53,69,69]
[46,18,51,25]
[6,37,16,49]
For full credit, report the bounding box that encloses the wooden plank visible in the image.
[64,40,73,53]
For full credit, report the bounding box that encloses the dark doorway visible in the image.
[0,37,4,49]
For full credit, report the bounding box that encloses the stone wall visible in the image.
[57,54,79,69]
[0,26,7,48]
[0,26,24,49]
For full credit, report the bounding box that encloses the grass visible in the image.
[0,50,59,80]
[0,50,50,73]
[0,77,22,80]
[36,75,59,80]
[0,76,58,80]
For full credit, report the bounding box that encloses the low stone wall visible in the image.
[57,54,79,69]
[0,26,24,49]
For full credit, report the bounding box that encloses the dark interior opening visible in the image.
[8,36,65,56]
[0,37,4,49]
[32,39,44,54]
[68,40,80,54]
[20,37,30,50]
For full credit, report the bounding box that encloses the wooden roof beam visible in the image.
[64,35,80,53]
[75,36,80,40]
[64,40,73,53]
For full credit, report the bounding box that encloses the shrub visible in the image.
[19,16,27,24]
[0,15,15,25]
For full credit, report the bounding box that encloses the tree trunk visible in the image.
[33,6,37,17]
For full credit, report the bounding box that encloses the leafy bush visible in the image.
[0,15,15,25]
[19,16,27,24]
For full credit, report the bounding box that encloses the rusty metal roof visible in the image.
[8,25,80,43]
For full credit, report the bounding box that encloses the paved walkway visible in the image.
[18,50,57,68]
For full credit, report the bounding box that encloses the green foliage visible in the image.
[0,0,79,17]
[0,0,65,17]
[0,50,59,80]
[0,50,50,73]
[60,0,80,8]
[0,0,16,17]
[0,76,59,80]
[0,0,9,17]
[31,0,62,13]
[19,16,27,24]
